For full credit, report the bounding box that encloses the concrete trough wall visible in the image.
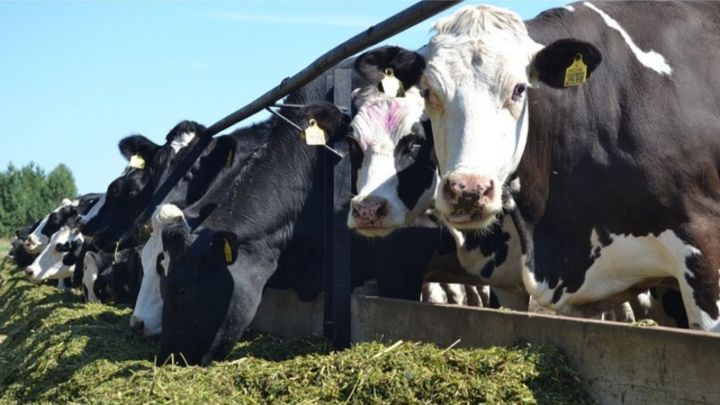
[251,289,720,404]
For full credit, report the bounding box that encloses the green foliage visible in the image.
[0,162,78,237]
[0,259,593,404]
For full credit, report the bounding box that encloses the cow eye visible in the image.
[512,84,527,101]
[408,140,421,154]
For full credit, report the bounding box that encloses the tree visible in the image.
[45,164,77,206]
[0,162,78,237]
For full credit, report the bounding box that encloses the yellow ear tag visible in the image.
[226,148,234,167]
[564,54,588,87]
[223,239,233,264]
[381,68,405,97]
[302,119,326,146]
[129,154,145,170]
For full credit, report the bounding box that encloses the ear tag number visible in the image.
[223,239,233,264]
[129,154,145,169]
[381,68,405,97]
[302,119,326,146]
[564,54,588,87]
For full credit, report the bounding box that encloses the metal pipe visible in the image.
[204,0,461,137]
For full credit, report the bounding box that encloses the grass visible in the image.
[0,257,593,404]
[0,239,9,256]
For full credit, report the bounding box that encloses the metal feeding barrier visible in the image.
[127,1,462,349]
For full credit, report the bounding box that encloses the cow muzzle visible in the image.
[439,173,498,229]
[129,316,146,335]
[348,196,394,237]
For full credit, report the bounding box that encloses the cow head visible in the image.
[25,225,83,282]
[347,46,437,237]
[130,204,185,337]
[24,199,73,253]
[157,223,240,366]
[81,135,161,247]
[423,5,600,230]
[82,250,112,303]
[81,121,206,250]
[156,103,347,365]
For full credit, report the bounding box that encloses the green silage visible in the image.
[0,258,592,404]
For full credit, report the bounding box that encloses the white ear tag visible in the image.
[129,154,145,170]
[302,119,326,146]
[381,68,405,97]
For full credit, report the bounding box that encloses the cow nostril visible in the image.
[351,203,361,218]
[482,180,495,199]
[375,201,387,218]
[25,268,33,277]
[130,316,145,335]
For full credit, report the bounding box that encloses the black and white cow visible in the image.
[422,2,720,330]
[348,46,529,310]
[155,101,350,365]
[23,194,102,282]
[129,117,280,336]
[24,199,73,254]
[9,222,41,267]
[25,222,84,283]
[82,247,142,305]
[79,121,208,250]
[25,193,103,254]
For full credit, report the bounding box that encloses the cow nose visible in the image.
[24,268,34,277]
[350,197,388,225]
[130,316,145,335]
[442,175,495,212]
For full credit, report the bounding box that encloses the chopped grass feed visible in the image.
[0,258,592,404]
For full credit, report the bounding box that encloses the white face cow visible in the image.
[346,46,437,237]
[422,5,599,230]
[24,199,73,253]
[130,203,185,336]
[347,86,437,237]
[25,225,83,282]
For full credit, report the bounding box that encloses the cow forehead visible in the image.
[426,5,538,95]
[352,91,424,152]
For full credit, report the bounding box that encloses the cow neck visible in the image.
[213,125,316,241]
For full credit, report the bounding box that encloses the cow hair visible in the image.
[354,46,426,91]
[118,135,161,161]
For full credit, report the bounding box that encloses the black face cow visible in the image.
[422,3,720,330]
[156,102,349,365]
[80,121,206,250]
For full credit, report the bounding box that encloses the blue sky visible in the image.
[0,1,566,194]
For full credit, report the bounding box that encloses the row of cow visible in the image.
[7,1,720,366]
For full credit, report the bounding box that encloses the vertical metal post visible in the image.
[323,68,353,349]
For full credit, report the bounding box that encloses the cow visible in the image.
[129,61,443,339]
[422,3,720,330]
[79,120,208,251]
[82,247,142,305]
[23,199,73,254]
[8,222,41,267]
[348,45,529,310]
[24,194,102,254]
[25,223,84,283]
[154,101,351,365]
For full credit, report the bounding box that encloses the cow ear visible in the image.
[118,135,161,162]
[161,224,189,262]
[210,231,238,265]
[355,46,426,92]
[299,102,349,142]
[530,39,602,89]
[165,120,206,143]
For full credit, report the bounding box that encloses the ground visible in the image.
[0,257,592,404]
